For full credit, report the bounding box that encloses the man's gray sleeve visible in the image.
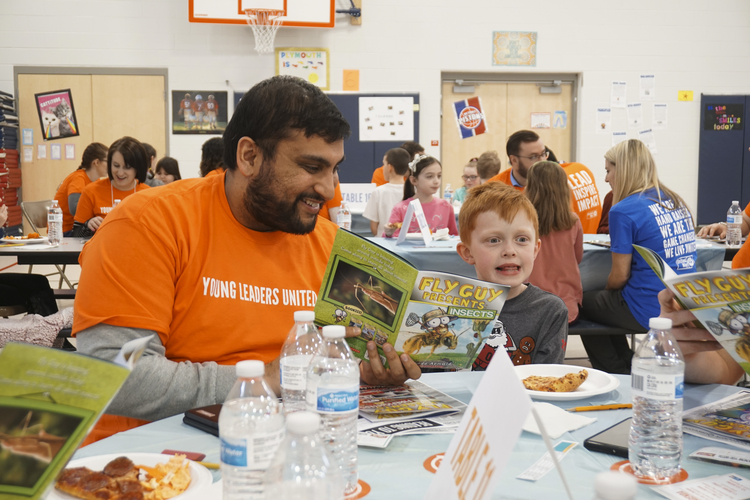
[77,324,237,421]
[68,193,82,216]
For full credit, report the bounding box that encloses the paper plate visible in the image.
[514,364,620,401]
[48,452,212,499]
[0,236,49,245]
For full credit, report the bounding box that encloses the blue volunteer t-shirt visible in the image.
[609,188,697,328]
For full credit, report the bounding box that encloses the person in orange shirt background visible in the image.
[488,130,548,190]
[200,137,225,177]
[54,142,108,236]
[697,202,750,269]
[544,148,603,234]
[72,136,150,237]
[371,141,424,186]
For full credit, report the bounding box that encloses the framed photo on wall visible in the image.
[171,91,228,135]
[34,89,79,141]
[275,48,330,90]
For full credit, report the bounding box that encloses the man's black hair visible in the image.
[223,76,351,170]
[200,137,225,177]
[399,141,424,160]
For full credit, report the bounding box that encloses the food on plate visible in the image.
[55,455,191,500]
[4,233,42,240]
[27,232,40,238]
[522,369,588,393]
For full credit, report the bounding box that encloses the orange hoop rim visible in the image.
[244,8,285,23]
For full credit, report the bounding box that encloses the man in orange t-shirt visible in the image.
[560,162,602,234]
[74,76,420,422]
[487,130,548,191]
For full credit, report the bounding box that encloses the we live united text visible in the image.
[202,277,317,307]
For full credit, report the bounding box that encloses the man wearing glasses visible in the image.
[487,130,548,191]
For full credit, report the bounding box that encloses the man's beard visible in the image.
[243,163,326,235]
[517,163,529,179]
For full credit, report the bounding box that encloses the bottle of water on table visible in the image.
[629,317,685,479]
[280,310,323,414]
[306,325,359,495]
[264,411,345,500]
[336,201,351,231]
[443,183,453,204]
[47,200,62,246]
[727,200,743,248]
[220,360,285,500]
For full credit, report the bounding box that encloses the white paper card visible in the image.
[627,102,643,129]
[23,146,33,163]
[340,183,376,213]
[424,344,532,500]
[612,131,628,146]
[611,81,627,108]
[65,143,75,160]
[37,144,46,159]
[530,112,551,129]
[396,199,433,247]
[22,128,33,145]
[653,103,668,130]
[640,74,656,101]
[652,474,750,500]
[359,97,414,142]
[596,108,612,134]
[50,143,61,160]
[639,129,658,154]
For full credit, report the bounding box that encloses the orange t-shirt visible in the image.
[320,183,344,221]
[73,174,338,365]
[54,169,94,232]
[74,178,149,224]
[561,162,602,234]
[204,168,225,178]
[732,202,750,269]
[371,166,386,187]
[487,168,524,191]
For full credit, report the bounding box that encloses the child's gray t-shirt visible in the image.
[472,284,568,370]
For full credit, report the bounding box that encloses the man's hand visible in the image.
[87,216,104,232]
[658,289,723,354]
[344,326,421,386]
[696,223,727,239]
[0,204,8,227]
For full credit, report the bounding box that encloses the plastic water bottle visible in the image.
[112,199,121,208]
[336,201,351,231]
[280,311,323,414]
[592,471,638,500]
[47,200,63,246]
[264,411,345,500]
[220,360,285,500]
[629,317,685,479]
[443,183,453,204]
[727,200,743,248]
[306,325,359,495]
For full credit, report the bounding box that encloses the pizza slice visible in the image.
[522,369,588,393]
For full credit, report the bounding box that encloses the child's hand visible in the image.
[383,222,401,238]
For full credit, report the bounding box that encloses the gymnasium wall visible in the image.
[2,0,750,213]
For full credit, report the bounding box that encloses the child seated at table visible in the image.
[456,182,568,368]
[453,159,480,204]
[363,147,411,236]
[385,155,458,238]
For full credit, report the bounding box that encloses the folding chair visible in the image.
[20,200,75,289]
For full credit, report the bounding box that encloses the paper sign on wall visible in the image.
[653,103,668,130]
[50,143,61,160]
[639,129,658,153]
[596,108,612,134]
[453,97,488,139]
[627,103,643,129]
[359,97,415,142]
[530,112,551,129]
[340,183,376,212]
[612,131,628,146]
[276,47,330,90]
[611,82,627,108]
[397,199,433,247]
[553,111,567,129]
[640,75,655,101]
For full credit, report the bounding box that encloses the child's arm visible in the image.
[447,203,459,236]
[386,203,406,237]
[574,219,583,264]
[370,220,379,236]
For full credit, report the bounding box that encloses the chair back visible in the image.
[21,200,53,233]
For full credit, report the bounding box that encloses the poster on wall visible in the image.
[492,31,537,66]
[171,91,227,135]
[276,48,330,91]
[595,107,612,134]
[34,89,79,141]
[452,97,488,139]
[359,97,415,142]
[704,104,743,131]
[530,112,550,129]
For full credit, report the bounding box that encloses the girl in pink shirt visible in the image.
[526,161,583,323]
[386,155,458,237]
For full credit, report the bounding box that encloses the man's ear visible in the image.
[236,137,262,178]
[456,241,476,265]
[508,155,518,169]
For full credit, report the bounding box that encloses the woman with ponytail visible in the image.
[54,142,109,236]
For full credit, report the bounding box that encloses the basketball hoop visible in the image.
[245,9,284,54]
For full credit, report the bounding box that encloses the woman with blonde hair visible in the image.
[581,139,697,374]
[526,161,583,324]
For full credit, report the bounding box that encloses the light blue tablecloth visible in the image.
[367,235,726,292]
[74,372,744,500]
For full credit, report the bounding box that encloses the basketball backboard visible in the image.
[189,0,335,28]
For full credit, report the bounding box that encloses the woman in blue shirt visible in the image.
[581,139,697,374]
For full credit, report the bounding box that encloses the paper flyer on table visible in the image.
[640,74,656,101]
[652,474,750,500]
[627,103,643,129]
[596,108,612,134]
[635,245,750,376]
[315,230,509,371]
[0,337,151,500]
[682,391,750,450]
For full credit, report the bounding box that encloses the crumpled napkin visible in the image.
[523,402,596,439]
[432,228,450,241]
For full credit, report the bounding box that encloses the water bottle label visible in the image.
[48,214,63,222]
[280,354,312,391]
[220,429,285,469]
[309,384,358,413]
[631,370,684,400]
[728,215,742,224]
